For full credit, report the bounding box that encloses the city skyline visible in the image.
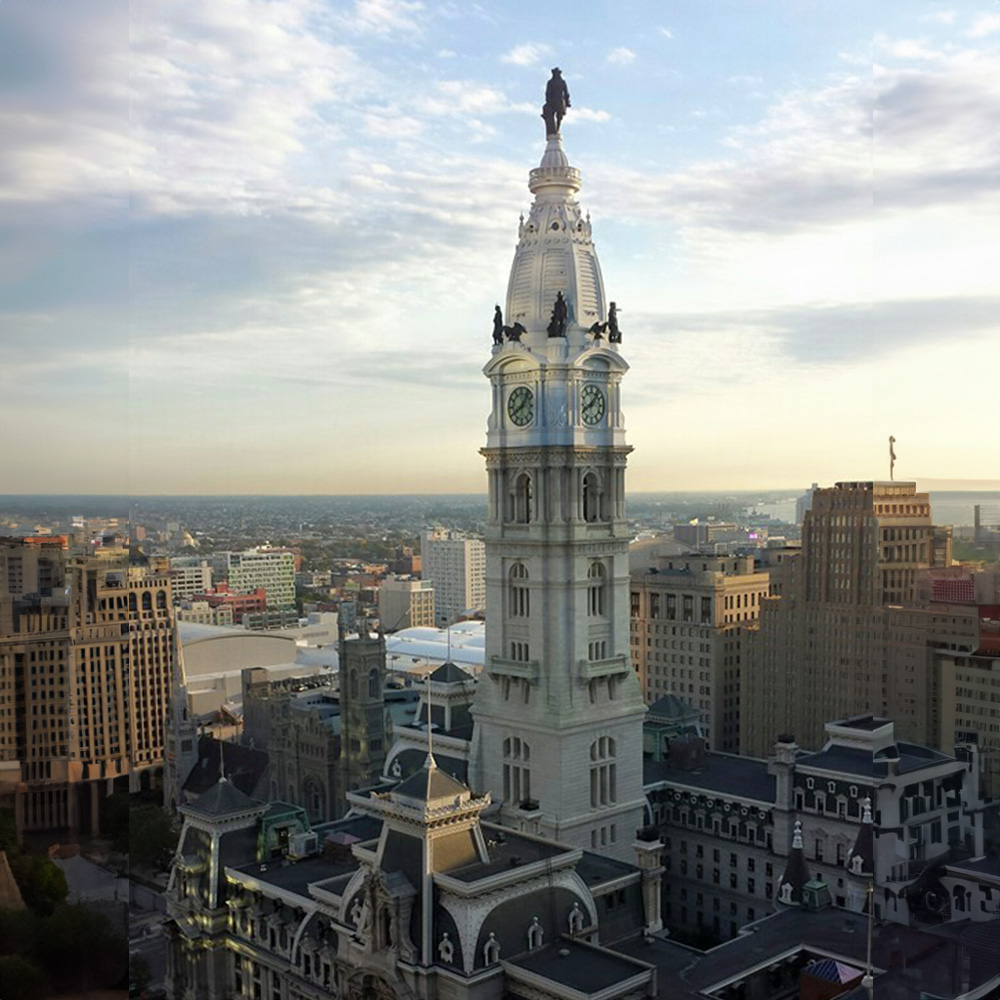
[1,0,998,496]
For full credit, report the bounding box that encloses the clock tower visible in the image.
[469,125,646,861]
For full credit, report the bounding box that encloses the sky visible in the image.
[0,0,998,495]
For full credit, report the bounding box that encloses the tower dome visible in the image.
[505,133,607,339]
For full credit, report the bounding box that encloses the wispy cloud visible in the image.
[501,42,552,67]
[607,47,637,65]
[341,0,424,36]
[968,13,1000,37]
[659,27,674,39]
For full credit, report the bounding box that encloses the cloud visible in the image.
[659,27,674,39]
[0,0,127,226]
[968,13,1000,37]
[341,0,424,36]
[128,0,371,218]
[607,47,637,66]
[417,80,528,117]
[921,10,956,25]
[501,42,552,67]
[570,107,612,124]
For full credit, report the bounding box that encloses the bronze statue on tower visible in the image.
[541,68,571,137]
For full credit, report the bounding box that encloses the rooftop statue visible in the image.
[547,291,568,338]
[541,68,570,137]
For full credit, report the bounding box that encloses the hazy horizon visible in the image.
[1,1,997,494]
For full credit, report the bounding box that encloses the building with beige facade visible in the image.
[742,481,953,758]
[630,554,769,751]
[378,575,435,631]
[0,538,177,837]
[421,529,485,627]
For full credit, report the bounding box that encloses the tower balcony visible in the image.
[578,654,630,680]
[486,656,540,681]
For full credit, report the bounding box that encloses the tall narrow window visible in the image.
[514,473,533,523]
[503,737,531,805]
[588,562,606,617]
[509,562,530,617]
[590,736,617,808]
[582,472,602,522]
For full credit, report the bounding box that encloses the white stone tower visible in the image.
[469,127,646,861]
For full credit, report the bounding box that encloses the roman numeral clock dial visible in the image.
[507,386,534,427]
[581,383,606,425]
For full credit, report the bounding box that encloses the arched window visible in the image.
[587,562,606,617]
[590,736,617,808]
[156,590,167,610]
[483,933,501,965]
[509,563,530,617]
[582,472,603,522]
[129,593,137,613]
[503,737,531,805]
[368,669,380,699]
[141,591,152,612]
[514,473,533,523]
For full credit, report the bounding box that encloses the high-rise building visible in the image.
[630,554,769,751]
[421,529,485,627]
[378,575,435,631]
[0,538,176,836]
[468,130,646,861]
[215,549,295,609]
[168,556,213,600]
[742,481,953,757]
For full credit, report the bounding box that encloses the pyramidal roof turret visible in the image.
[504,109,608,342]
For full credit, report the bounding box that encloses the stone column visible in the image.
[633,836,665,933]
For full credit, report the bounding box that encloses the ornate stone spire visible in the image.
[504,132,606,341]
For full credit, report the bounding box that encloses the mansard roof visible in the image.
[183,776,260,819]
[428,660,471,684]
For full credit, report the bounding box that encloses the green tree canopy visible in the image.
[0,953,49,1000]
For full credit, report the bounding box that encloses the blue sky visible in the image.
[0,0,998,494]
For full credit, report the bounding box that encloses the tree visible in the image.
[0,906,38,956]
[0,809,17,853]
[33,904,127,993]
[0,954,49,1000]
[8,852,68,916]
[128,804,178,871]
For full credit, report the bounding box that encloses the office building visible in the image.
[215,549,296,610]
[742,480,953,756]
[421,529,485,627]
[644,715,992,943]
[630,554,769,751]
[168,556,213,601]
[0,538,176,836]
[378,575,435,631]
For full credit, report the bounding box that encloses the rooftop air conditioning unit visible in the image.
[288,832,318,859]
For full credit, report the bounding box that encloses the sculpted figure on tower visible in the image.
[541,68,571,136]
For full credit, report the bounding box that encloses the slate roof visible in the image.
[796,745,873,777]
[506,938,653,993]
[575,851,638,888]
[613,907,1000,1000]
[184,735,268,797]
[643,752,775,802]
[428,660,472,683]
[945,854,1000,880]
[647,693,698,720]
[393,759,469,804]
[446,824,568,884]
[184,777,260,819]
[392,747,469,785]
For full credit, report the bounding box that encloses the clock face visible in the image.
[581,384,606,425]
[507,386,534,427]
